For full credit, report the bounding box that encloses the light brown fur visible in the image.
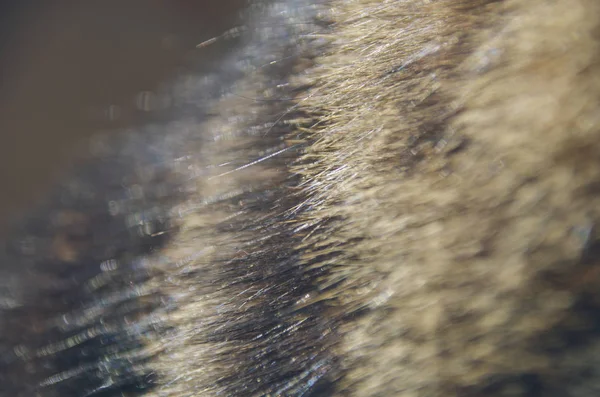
[295,0,600,394]
[145,0,600,394]
[2,0,600,396]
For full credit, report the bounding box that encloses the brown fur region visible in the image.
[0,0,600,396]
[297,0,600,395]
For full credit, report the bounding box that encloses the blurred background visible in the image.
[0,0,246,232]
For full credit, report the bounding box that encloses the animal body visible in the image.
[1,0,600,396]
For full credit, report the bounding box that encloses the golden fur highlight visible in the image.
[295,0,600,394]
[1,0,600,396]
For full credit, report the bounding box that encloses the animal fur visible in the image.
[1,0,600,396]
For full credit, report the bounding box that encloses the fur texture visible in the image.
[1,0,600,396]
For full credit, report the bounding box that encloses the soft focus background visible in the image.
[0,0,246,232]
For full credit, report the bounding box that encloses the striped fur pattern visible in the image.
[1,0,600,396]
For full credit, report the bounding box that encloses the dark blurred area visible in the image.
[0,0,246,233]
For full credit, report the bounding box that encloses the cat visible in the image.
[1,0,599,396]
